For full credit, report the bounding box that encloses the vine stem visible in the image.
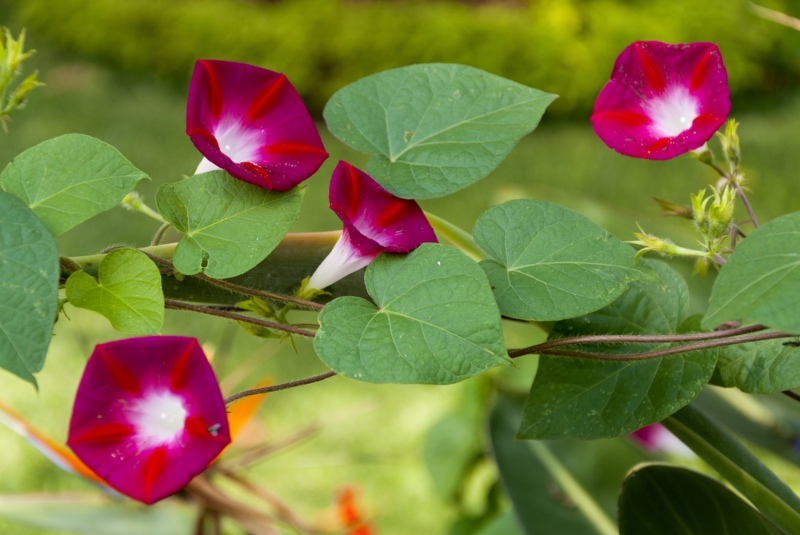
[526,331,793,361]
[164,299,317,338]
[508,323,771,358]
[663,404,800,534]
[424,211,485,262]
[143,251,323,311]
[224,371,336,405]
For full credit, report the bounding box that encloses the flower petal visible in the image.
[630,423,693,457]
[68,336,231,504]
[187,60,328,191]
[306,162,437,291]
[591,41,730,160]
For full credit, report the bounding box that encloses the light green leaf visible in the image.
[65,248,164,334]
[618,464,781,535]
[519,261,717,440]
[474,200,655,321]
[0,191,58,385]
[324,64,556,199]
[0,133,148,235]
[704,211,800,332]
[0,493,195,535]
[314,243,509,384]
[712,338,800,393]
[156,171,305,279]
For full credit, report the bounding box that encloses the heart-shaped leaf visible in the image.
[474,199,655,321]
[324,64,556,199]
[0,191,58,385]
[619,464,781,535]
[0,134,149,236]
[518,261,717,440]
[65,248,164,334]
[704,211,800,332]
[711,338,800,393]
[314,243,509,384]
[156,171,305,279]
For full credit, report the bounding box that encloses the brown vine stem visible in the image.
[142,251,324,311]
[224,371,336,405]
[529,331,793,361]
[507,323,769,358]
[164,299,317,338]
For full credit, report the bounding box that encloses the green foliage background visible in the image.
[6,0,800,116]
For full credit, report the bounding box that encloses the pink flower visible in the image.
[630,423,693,457]
[67,336,231,504]
[591,41,730,160]
[186,59,328,191]
[306,161,437,292]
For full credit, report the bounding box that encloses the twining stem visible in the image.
[143,251,323,311]
[528,442,618,535]
[525,331,793,361]
[664,404,800,534]
[224,371,336,405]
[150,222,172,246]
[508,323,768,358]
[164,299,317,338]
[425,211,485,262]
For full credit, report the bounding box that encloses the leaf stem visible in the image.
[425,211,485,261]
[164,299,317,338]
[663,404,800,533]
[528,441,618,535]
[224,371,336,405]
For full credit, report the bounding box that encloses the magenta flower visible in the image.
[591,41,730,160]
[186,59,328,191]
[630,423,693,457]
[67,336,231,505]
[305,161,437,292]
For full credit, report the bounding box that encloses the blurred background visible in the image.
[1,0,799,533]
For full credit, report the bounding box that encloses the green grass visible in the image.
[2,40,800,535]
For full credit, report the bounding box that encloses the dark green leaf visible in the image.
[0,134,148,235]
[424,414,482,500]
[65,248,164,334]
[712,338,800,393]
[0,191,58,385]
[314,244,509,384]
[704,211,800,332]
[519,261,717,440]
[156,171,305,279]
[619,464,781,535]
[474,200,654,321]
[324,64,556,199]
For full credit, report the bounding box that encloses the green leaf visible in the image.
[0,191,58,385]
[156,171,305,279]
[712,338,800,393]
[424,413,482,500]
[518,261,717,440]
[618,464,781,535]
[704,211,800,332]
[0,493,195,535]
[324,64,556,199]
[474,200,655,321]
[314,243,509,384]
[65,248,164,334]
[489,396,610,534]
[0,134,148,236]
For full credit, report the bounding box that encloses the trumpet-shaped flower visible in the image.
[305,161,437,292]
[187,59,328,191]
[630,423,693,457]
[591,41,730,160]
[68,336,231,504]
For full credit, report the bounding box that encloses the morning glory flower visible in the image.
[305,161,437,292]
[187,59,328,191]
[591,41,730,160]
[68,336,231,504]
[630,423,693,457]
